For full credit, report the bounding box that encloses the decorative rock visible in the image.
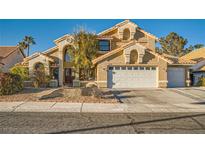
[85,82,98,88]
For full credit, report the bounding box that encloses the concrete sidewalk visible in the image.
[1,101,205,113]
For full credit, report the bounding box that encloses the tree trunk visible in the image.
[27,45,30,57]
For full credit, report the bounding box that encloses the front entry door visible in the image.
[64,68,73,85]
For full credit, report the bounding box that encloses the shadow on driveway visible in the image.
[191,102,205,105]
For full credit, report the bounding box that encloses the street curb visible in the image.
[1,101,205,113]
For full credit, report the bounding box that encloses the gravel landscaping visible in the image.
[0,87,118,103]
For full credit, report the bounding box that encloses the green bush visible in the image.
[10,65,29,81]
[32,69,50,88]
[0,72,23,95]
[197,77,205,86]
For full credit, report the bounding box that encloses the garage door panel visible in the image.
[108,66,157,88]
[168,67,185,88]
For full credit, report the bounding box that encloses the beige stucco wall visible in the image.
[28,55,50,77]
[1,49,24,72]
[134,30,156,51]
[47,49,59,59]
[96,50,125,84]
[101,26,156,52]
[96,49,168,88]
[27,39,74,86]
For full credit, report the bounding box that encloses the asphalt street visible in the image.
[0,112,205,134]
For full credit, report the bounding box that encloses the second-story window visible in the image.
[123,28,131,40]
[64,48,71,62]
[99,40,110,51]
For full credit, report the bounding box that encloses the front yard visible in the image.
[0,87,118,103]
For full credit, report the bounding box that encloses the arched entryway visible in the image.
[34,62,44,71]
[63,46,74,85]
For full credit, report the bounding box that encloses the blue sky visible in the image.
[0,19,205,55]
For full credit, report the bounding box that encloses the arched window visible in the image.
[64,47,71,62]
[34,62,44,71]
[123,28,131,40]
[130,50,138,64]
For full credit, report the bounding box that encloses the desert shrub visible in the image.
[197,77,205,86]
[0,72,23,95]
[81,87,102,98]
[32,69,50,88]
[10,65,29,81]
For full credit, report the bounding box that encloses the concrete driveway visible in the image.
[112,87,205,112]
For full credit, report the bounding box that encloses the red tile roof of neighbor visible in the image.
[0,46,20,58]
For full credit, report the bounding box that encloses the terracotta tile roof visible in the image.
[0,46,19,58]
[199,66,205,71]
[0,62,4,65]
[92,41,172,64]
[147,51,173,64]
[92,40,136,64]
[177,59,196,64]
[98,20,131,36]
[53,34,71,44]
[137,27,159,41]
[24,52,54,62]
[180,48,205,62]
[163,53,196,64]
[98,20,158,40]
[97,36,113,40]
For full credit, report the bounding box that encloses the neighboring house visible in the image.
[180,48,205,85]
[25,20,194,88]
[0,62,4,71]
[0,46,25,72]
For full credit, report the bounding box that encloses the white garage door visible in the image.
[168,67,185,87]
[108,66,157,88]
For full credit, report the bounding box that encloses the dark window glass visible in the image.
[34,63,44,71]
[115,66,120,70]
[121,66,126,70]
[146,67,150,70]
[99,40,110,51]
[64,50,71,62]
[140,67,144,70]
[127,67,132,70]
[134,67,139,70]
[151,67,156,70]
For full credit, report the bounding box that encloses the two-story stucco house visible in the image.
[25,20,195,88]
[0,46,25,72]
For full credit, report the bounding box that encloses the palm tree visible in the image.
[18,41,27,54]
[67,29,98,80]
[23,36,36,57]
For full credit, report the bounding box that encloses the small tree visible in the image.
[67,29,98,80]
[0,72,23,95]
[197,77,205,87]
[32,63,50,88]
[10,65,29,81]
[157,32,204,56]
[159,32,188,56]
